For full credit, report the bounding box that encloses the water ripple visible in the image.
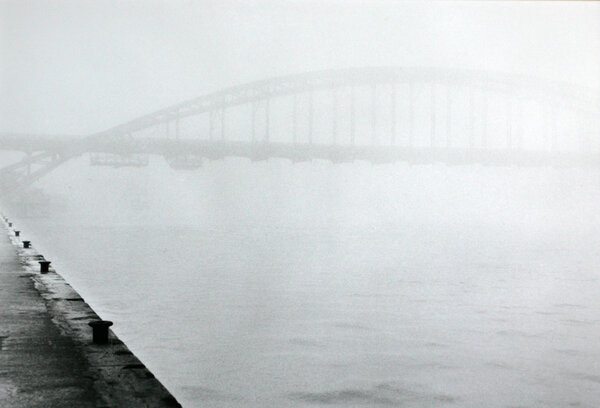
[289,382,458,406]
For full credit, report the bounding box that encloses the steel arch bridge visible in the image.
[1,66,600,198]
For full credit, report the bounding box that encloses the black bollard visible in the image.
[88,320,113,344]
[23,241,31,248]
[39,261,51,274]
[8,222,12,227]
[14,231,20,237]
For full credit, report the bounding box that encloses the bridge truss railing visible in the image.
[89,67,599,155]
[1,67,599,197]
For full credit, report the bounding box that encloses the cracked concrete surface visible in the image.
[0,219,181,407]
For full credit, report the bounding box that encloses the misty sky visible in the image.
[1,0,599,135]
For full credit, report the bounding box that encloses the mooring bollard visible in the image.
[39,260,51,274]
[88,320,113,344]
[23,241,31,248]
[8,222,12,227]
[14,231,20,237]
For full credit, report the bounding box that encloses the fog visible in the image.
[1,2,600,408]
[1,1,599,134]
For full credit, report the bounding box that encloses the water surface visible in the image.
[13,160,600,408]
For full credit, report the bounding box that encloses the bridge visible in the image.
[1,66,600,198]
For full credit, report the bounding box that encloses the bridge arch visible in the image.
[2,66,600,198]
[92,66,600,144]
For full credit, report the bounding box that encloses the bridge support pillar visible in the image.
[265,98,270,143]
[308,90,314,144]
[549,105,557,152]
[430,83,436,147]
[292,94,298,144]
[390,83,396,146]
[350,86,356,146]
[482,92,488,149]
[469,92,475,149]
[506,97,512,149]
[371,85,377,145]
[446,86,452,148]
[221,107,226,141]
[331,88,338,145]
[408,82,414,148]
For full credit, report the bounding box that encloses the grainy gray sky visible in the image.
[1,0,599,134]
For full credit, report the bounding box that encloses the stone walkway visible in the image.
[0,223,102,407]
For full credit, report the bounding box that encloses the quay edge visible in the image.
[0,214,182,407]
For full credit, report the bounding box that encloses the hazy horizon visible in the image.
[2,0,599,135]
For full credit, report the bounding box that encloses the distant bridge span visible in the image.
[1,66,600,198]
[92,66,600,139]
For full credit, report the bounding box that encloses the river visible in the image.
[8,156,600,407]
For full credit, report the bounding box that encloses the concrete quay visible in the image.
[0,216,181,407]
